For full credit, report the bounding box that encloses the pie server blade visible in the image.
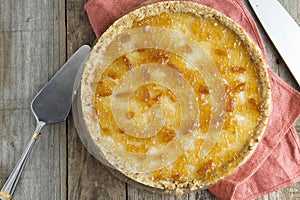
[0,45,90,200]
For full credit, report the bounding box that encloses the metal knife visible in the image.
[0,45,90,200]
[248,0,300,85]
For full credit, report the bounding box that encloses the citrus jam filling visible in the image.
[94,12,262,183]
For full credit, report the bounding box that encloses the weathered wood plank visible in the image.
[67,118,127,200]
[66,0,127,200]
[126,188,218,200]
[1,0,298,199]
[0,0,67,199]
[126,186,189,200]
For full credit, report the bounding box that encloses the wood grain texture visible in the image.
[0,0,67,199]
[0,0,299,199]
[66,1,127,200]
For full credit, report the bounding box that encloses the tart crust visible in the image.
[80,1,272,194]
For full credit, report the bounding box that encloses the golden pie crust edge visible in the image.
[80,1,272,194]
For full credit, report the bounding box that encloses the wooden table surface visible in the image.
[0,0,299,199]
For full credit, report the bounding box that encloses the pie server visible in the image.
[0,45,90,200]
[249,0,300,86]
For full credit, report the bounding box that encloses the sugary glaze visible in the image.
[81,1,271,194]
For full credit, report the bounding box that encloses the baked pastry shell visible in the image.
[75,1,272,194]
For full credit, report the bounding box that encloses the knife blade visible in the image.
[248,0,300,85]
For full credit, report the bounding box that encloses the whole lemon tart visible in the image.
[79,1,271,194]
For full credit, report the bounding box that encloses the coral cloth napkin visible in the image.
[84,0,300,199]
